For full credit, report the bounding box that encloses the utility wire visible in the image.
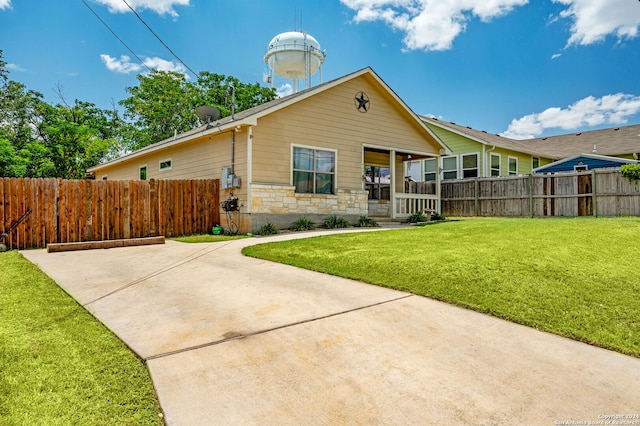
[80,0,152,73]
[121,0,199,78]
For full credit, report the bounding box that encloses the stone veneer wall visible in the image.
[249,183,369,230]
[368,200,390,217]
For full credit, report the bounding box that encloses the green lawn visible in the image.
[243,217,640,357]
[0,251,163,426]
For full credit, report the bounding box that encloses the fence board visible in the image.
[437,170,640,218]
[0,178,219,249]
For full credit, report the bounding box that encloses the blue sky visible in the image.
[1,0,639,139]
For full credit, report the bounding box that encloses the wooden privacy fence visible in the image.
[0,178,220,250]
[434,169,640,218]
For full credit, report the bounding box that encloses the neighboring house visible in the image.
[418,117,640,181]
[418,116,556,181]
[533,153,638,174]
[87,67,451,233]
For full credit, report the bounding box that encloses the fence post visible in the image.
[528,174,534,218]
[591,169,597,217]
[474,178,479,216]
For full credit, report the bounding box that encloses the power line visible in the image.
[121,0,199,78]
[80,0,151,73]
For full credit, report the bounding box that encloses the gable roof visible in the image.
[89,67,450,172]
[522,124,640,158]
[533,153,638,173]
[420,116,557,159]
[420,116,640,160]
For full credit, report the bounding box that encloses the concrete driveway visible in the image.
[22,230,640,425]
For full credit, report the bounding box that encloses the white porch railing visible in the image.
[394,194,439,218]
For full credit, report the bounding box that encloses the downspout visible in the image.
[230,86,236,175]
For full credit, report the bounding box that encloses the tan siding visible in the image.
[251,74,441,189]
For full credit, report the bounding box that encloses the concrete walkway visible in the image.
[22,230,640,425]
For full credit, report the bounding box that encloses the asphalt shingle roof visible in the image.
[421,116,640,159]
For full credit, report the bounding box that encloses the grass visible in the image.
[243,217,640,357]
[170,234,248,243]
[0,251,163,426]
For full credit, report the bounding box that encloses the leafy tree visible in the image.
[120,70,276,149]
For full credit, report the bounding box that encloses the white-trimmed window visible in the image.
[508,157,518,176]
[532,157,540,170]
[292,146,335,194]
[441,155,458,180]
[159,159,172,171]
[405,160,422,182]
[424,158,437,181]
[462,153,479,178]
[490,154,500,177]
[102,176,108,181]
[139,165,147,180]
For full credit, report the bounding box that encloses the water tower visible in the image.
[264,31,326,93]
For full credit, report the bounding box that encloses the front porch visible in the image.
[364,146,440,220]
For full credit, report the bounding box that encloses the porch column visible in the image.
[436,155,442,213]
[390,150,396,219]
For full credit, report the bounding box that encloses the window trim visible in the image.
[490,153,501,177]
[101,175,108,181]
[508,156,518,176]
[441,155,458,180]
[574,164,589,172]
[139,165,148,181]
[532,157,540,170]
[159,158,173,171]
[291,144,337,195]
[461,152,479,179]
[424,158,437,182]
[365,164,391,200]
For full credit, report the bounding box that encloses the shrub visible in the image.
[621,164,640,183]
[255,222,278,236]
[290,217,315,231]
[323,215,350,229]
[407,211,428,223]
[355,215,378,227]
[430,211,446,221]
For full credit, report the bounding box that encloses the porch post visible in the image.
[390,150,397,219]
[436,155,442,213]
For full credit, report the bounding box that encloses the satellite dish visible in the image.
[196,106,221,127]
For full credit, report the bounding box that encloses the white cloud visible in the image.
[93,0,189,17]
[7,63,25,72]
[100,54,187,75]
[276,84,293,98]
[502,93,640,139]
[101,54,142,73]
[340,0,528,51]
[0,0,10,10]
[553,0,640,46]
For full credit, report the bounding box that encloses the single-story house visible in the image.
[418,116,557,180]
[533,153,638,174]
[87,67,451,233]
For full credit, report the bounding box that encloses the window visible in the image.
[405,160,422,182]
[365,165,390,200]
[442,156,458,180]
[139,165,147,180]
[532,157,540,170]
[159,159,172,171]
[424,158,437,181]
[102,176,107,181]
[292,146,335,194]
[574,163,588,172]
[490,154,500,176]
[508,157,518,176]
[462,153,479,178]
